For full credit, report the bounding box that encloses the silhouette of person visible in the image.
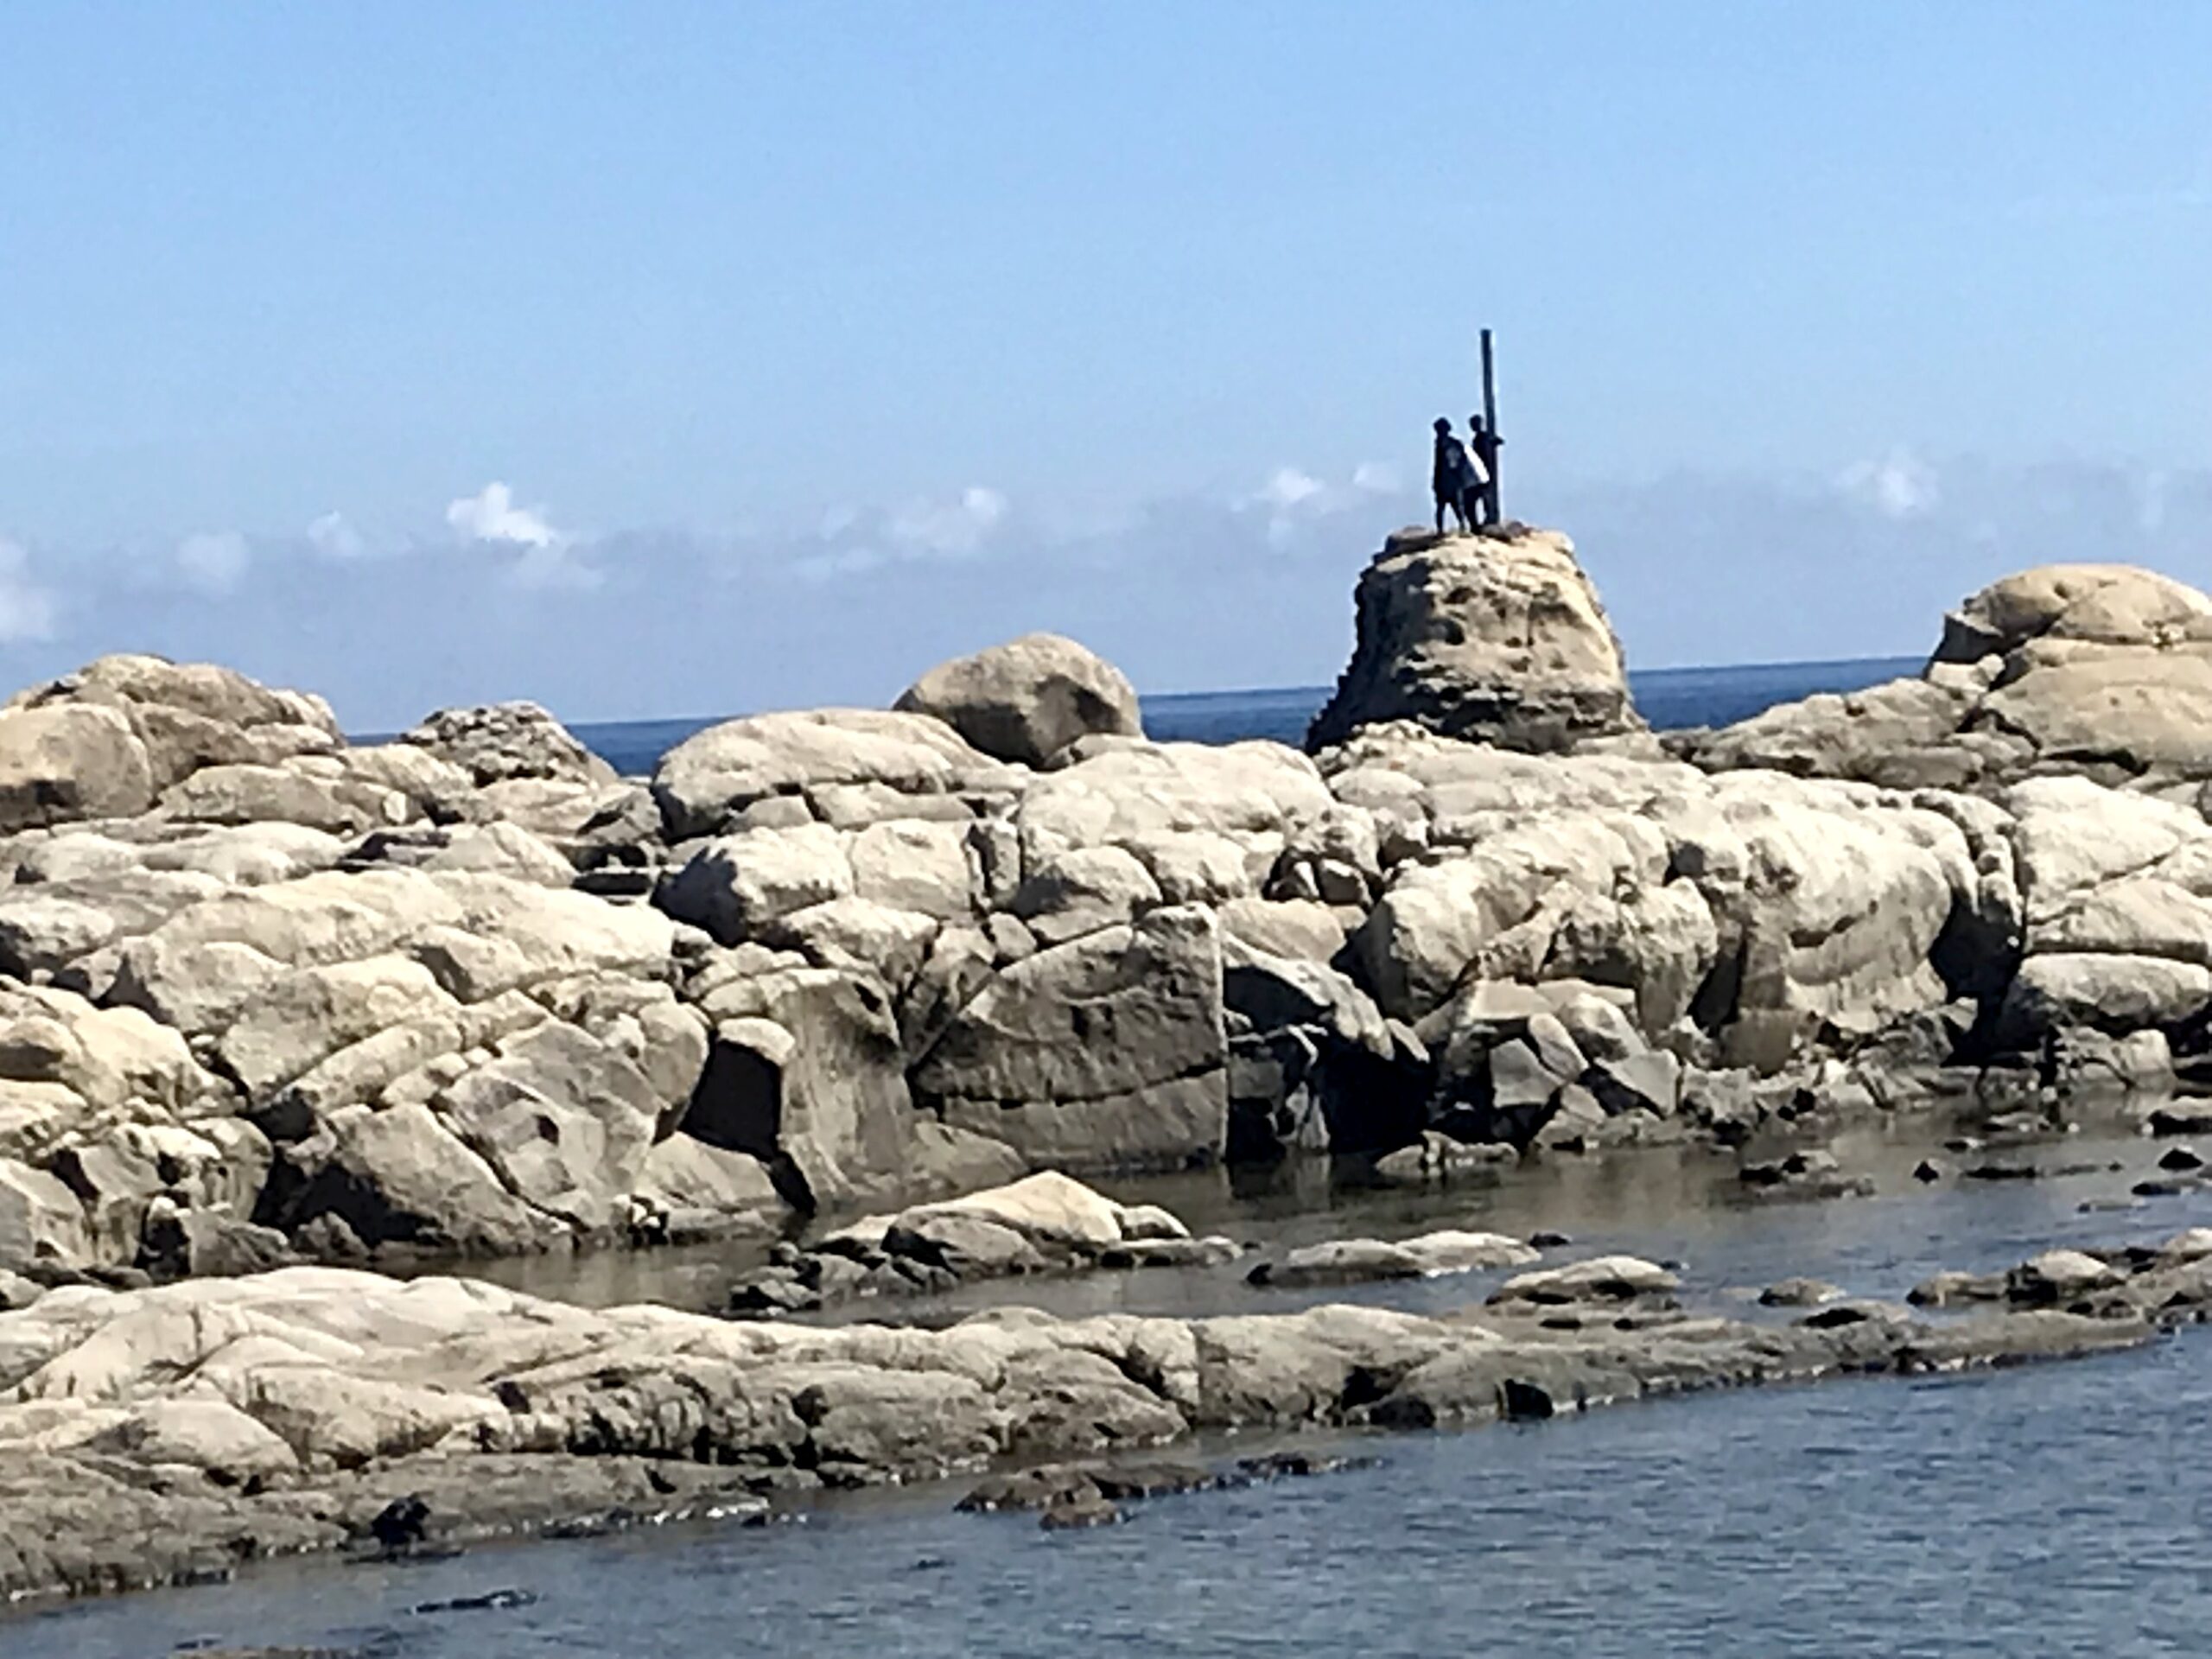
[1468,415,1501,525]
[2036,1027,2069,1103]
[1431,417,1475,534]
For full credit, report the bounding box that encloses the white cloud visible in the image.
[447,481,559,548]
[0,539,57,642]
[1837,449,1941,520]
[445,482,602,590]
[885,486,1007,557]
[307,511,368,561]
[1256,467,1325,512]
[1234,462,1416,549]
[176,530,250,594]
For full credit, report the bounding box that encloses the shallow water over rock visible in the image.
[16,1107,2212,1657]
[453,1105,2204,1324]
[16,1330,2212,1657]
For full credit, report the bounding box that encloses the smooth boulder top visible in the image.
[1685,562,2212,791]
[1933,564,2212,663]
[1305,525,1646,754]
[652,708,1019,838]
[896,632,1142,768]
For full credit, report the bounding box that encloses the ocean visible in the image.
[566,655,1923,775]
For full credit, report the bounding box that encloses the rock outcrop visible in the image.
[1306,526,1645,753]
[895,632,1142,767]
[728,1169,1234,1314]
[1681,563,2212,794]
[10,549,2212,1287]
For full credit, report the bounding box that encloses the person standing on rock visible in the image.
[1467,415,1500,525]
[1431,417,1476,535]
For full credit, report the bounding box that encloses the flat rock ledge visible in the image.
[2,1234,2196,1604]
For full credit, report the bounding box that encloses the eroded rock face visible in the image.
[912,907,1230,1172]
[1684,563,2212,792]
[13,546,2212,1287]
[1993,777,2212,1040]
[896,632,1142,767]
[1306,527,1645,753]
[399,702,619,788]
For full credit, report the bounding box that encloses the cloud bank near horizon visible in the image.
[0,454,2203,731]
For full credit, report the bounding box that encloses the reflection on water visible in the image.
[460,1106,2182,1326]
[18,1105,2212,1659]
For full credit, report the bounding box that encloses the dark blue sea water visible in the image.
[566,656,1921,776]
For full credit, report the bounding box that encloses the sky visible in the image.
[1,3,2208,728]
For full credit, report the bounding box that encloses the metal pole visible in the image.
[1479,328,1500,525]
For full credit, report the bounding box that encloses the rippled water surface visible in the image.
[18,1113,2212,1659]
[20,1336,2212,1659]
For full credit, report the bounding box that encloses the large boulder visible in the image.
[257,1100,556,1256]
[1685,564,2212,791]
[911,906,1230,1172]
[0,704,156,832]
[1013,738,1334,870]
[685,963,918,1209]
[398,702,618,787]
[7,654,340,796]
[895,633,1141,767]
[658,825,855,945]
[1306,526,1645,753]
[652,709,1017,840]
[1993,776,2212,1040]
[1935,564,2212,664]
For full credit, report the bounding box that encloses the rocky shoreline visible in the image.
[6,533,2212,1298]
[3,1189,2205,1604]
[9,525,2212,1608]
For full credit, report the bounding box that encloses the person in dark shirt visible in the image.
[1468,415,1502,525]
[1431,417,1475,534]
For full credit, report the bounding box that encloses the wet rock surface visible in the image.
[723,1171,1237,1316]
[0,1230,2180,1605]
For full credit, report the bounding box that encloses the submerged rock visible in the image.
[1247,1230,1538,1287]
[727,1170,1216,1316]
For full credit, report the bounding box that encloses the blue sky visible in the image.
[2,3,2208,726]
